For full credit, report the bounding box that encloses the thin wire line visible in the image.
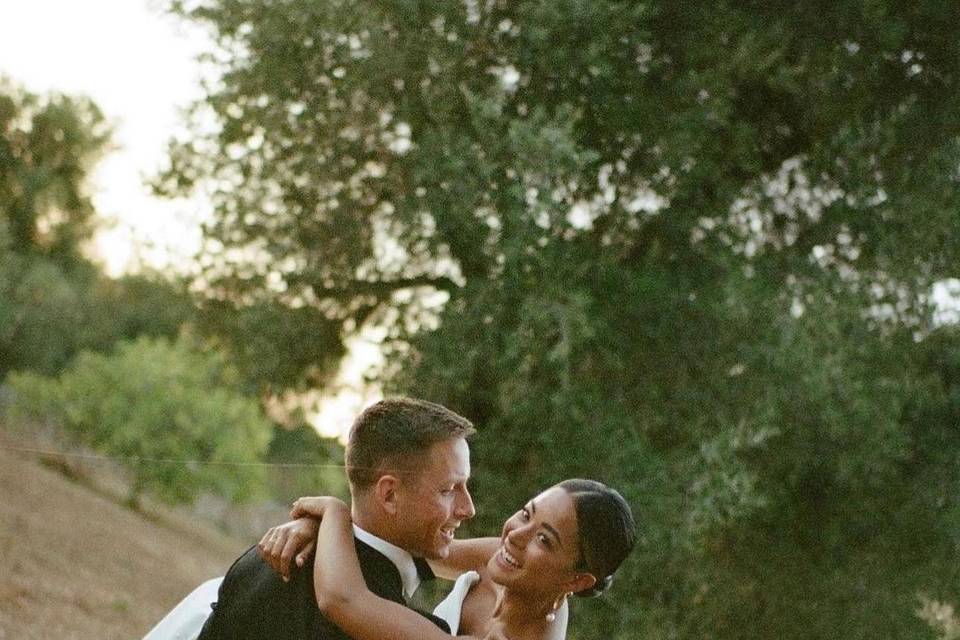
[0,443,350,469]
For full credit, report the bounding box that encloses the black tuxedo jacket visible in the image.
[197,538,450,640]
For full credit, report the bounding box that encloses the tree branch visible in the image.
[288,274,461,301]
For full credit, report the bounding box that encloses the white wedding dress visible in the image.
[143,571,484,639]
[142,577,222,640]
[431,570,481,635]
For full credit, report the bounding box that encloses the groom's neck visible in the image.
[351,497,406,550]
[350,502,377,532]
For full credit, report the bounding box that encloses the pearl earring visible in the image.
[546,592,572,622]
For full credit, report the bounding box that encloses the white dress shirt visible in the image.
[351,524,422,601]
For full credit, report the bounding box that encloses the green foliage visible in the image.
[195,300,345,395]
[80,274,195,351]
[6,337,273,506]
[265,423,348,501]
[0,254,195,379]
[0,77,110,267]
[0,245,85,376]
[164,1,960,637]
[0,81,194,379]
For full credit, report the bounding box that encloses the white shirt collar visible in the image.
[352,524,421,600]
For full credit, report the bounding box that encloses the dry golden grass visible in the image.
[0,445,247,639]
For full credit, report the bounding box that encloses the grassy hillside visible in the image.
[0,445,247,639]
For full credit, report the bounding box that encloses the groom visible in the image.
[197,397,477,640]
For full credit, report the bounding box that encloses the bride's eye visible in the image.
[537,533,553,550]
[520,508,531,521]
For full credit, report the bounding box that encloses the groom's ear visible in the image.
[374,474,401,515]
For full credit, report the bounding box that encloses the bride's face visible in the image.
[487,487,585,597]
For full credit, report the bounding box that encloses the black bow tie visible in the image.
[413,557,436,582]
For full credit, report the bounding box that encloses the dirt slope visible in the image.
[0,447,247,639]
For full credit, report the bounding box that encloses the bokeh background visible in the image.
[2,1,960,638]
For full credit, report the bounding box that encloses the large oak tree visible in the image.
[162,2,960,637]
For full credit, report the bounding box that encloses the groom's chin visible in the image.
[422,527,456,559]
[425,537,454,560]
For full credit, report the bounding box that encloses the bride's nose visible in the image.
[505,522,533,548]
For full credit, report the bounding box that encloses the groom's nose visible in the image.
[454,486,476,520]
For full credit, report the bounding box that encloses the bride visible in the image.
[291,478,634,640]
[144,478,634,640]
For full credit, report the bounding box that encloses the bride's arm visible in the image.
[305,497,472,640]
[427,538,501,579]
[285,496,500,581]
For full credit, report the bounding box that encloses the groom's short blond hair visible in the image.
[345,397,475,492]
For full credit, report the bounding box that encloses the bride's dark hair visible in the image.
[557,479,636,598]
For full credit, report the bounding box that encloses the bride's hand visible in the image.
[290,495,349,519]
[257,517,318,581]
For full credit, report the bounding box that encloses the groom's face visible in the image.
[394,436,475,559]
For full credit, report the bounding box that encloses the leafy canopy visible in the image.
[163,2,960,638]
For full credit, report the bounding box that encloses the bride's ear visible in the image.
[565,572,596,596]
[373,474,400,515]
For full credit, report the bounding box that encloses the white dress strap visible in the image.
[431,570,481,635]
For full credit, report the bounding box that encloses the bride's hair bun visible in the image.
[556,479,635,599]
